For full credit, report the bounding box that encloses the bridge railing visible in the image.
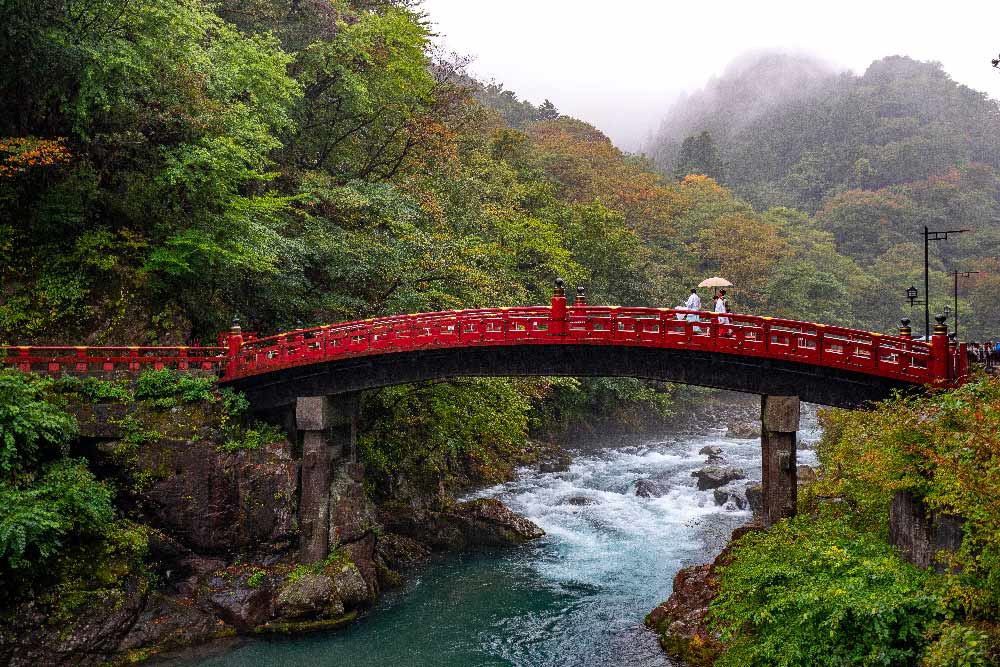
[0,295,951,387]
[0,346,227,375]
[221,304,938,385]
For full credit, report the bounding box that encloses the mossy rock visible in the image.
[253,612,358,636]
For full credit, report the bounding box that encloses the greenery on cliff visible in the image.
[708,376,1000,666]
[0,370,160,617]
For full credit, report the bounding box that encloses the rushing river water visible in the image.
[165,408,819,667]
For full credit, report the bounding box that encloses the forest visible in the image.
[2,0,1000,664]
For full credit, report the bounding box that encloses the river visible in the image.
[163,406,819,667]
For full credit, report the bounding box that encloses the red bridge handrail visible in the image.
[0,296,963,388]
[222,304,945,386]
[0,345,227,375]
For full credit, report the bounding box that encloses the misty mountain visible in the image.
[647,53,1000,213]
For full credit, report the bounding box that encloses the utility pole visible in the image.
[923,227,970,339]
[950,270,980,340]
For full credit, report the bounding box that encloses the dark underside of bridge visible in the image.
[226,344,923,411]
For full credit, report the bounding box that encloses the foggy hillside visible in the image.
[646,53,1000,213]
[648,52,841,171]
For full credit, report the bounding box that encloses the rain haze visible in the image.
[421,0,1000,150]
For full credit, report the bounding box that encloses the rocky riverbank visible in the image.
[0,395,545,666]
[643,397,821,665]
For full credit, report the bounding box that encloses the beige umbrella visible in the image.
[697,276,733,288]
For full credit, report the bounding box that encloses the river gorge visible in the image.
[160,402,819,667]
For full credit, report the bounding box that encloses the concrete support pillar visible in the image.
[296,394,359,563]
[761,395,800,528]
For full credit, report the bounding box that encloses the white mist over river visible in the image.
[168,404,819,667]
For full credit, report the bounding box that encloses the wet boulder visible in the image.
[376,532,431,571]
[379,498,543,551]
[692,466,746,491]
[726,422,760,439]
[797,465,818,483]
[565,495,594,506]
[713,487,748,510]
[698,445,723,457]
[539,454,572,473]
[273,573,340,621]
[745,483,763,514]
[331,561,370,609]
[448,498,545,546]
[634,479,664,498]
[207,584,272,633]
[645,564,720,662]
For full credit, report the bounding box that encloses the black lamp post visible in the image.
[923,227,970,342]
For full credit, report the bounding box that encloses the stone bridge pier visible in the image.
[295,393,360,563]
[760,394,800,527]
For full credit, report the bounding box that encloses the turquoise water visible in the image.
[161,416,818,667]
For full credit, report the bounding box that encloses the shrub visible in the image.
[247,569,266,588]
[0,370,78,476]
[920,623,995,667]
[816,377,1000,614]
[711,513,941,667]
[218,421,284,453]
[0,459,115,575]
[79,377,131,403]
[135,368,214,404]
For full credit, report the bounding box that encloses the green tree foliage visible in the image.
[648,53,1000,338]
[674,130,722,180]
[0,371,137,605]
[712,514,941,667]
[0,459,114,573]
[359,379,532,502]
[0,371,77,476]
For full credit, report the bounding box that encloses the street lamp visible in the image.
[904,286,924,337]
[923,227,971,340]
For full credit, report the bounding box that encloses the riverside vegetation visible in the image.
[647,375,1000,665]
[4,0,1000,664]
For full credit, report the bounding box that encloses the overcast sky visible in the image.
[420,0,1000,150]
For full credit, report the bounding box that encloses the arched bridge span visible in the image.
[221,300,962,411]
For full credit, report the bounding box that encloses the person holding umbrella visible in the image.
[697,277,733,335]
[714,289,731,324]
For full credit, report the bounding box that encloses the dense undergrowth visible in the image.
[0,368,281,615]
[709,376,1000,666]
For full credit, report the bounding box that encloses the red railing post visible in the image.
[225,316,244,378]
[550,278,567,337]
[929,314,950,383]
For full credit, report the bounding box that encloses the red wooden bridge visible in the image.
[0,283,967,409]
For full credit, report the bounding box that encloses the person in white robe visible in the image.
[684,288,702,332]
[714,290,730,329]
